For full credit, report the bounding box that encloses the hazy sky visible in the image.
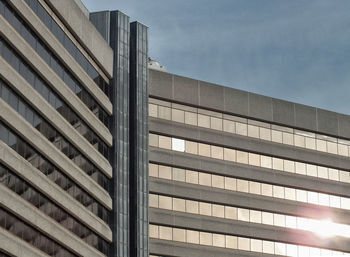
[83,0,350,115]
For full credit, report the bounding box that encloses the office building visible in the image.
[1,0,350,257]
[147,69,350,257]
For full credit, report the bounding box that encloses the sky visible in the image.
[83,0,350,115]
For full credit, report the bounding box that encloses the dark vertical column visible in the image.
[129,21,149,257]
[109,11,131,257]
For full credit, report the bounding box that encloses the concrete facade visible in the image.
[148,69,350,257]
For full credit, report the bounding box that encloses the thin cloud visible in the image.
[84,0,350,115]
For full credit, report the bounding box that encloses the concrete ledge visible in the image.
[9,0,113,115]
[0,141,112,242]
[149,147,350,198]
[0,16,112,146]
[149,178,350,226]
[149,118,350,173]
[150,208,350,252]
[149,69,350,140]
[0,99,112,210]
[0,185,106,257]
[44,0,113,77]
[0,227,48,257]
[150,239,277,257]
[0,56,112,177]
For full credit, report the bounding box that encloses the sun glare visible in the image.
[302,219,350,238]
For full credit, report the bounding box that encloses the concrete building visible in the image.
[2,0,350,257]
[148,69,350,257]
[0,0,114,256]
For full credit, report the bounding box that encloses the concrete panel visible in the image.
[199,81,224,110]
[294,103,317,131]
[0,227,48,257]
[0,58,112,177]
[0,18,112,146]
[174,75,199,106]
[44,0,113,77]
[149,178,350,225]
[149,70,173,99]
[0,185,106,257]
[150,239,280,257]
[223,87,249,116]
[0,100,112,209]
[272,99,295,126]
[149,72,350,141]
[317,109,339,136]
[0,141,112,241]
[150,208,350,252]
[149,147,350,197]
[338,113,350,139]
[248,93,273,121]
[10,1,112,115]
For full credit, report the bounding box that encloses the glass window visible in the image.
[271,130,282,143]
[248,153,260,166]
[198,143,210,157]
[211,146,223,159]
[172,109,184,123]
[158,106,171,120]
[263,241,275,254]
[236,122,247,136]
[248,125,259,138]
[173,198,185,212]
[262,212,273,225]
[149,104,158,117]
[172,168,185,182]
[251,239,263,252]
[158,165,171,180]
[250,210,261,223]
[237,208,249,222]
[224,177,236,191]
[226,235,237,249]
[185,111,197,126]
[236,151,248,164]
[212,175,224,189]
[186,170,198,184]
[173,228,186,242]
[238,237,250,251]
[159,195,172,210]
[158,136,171,149]
[198,114,210,128]
[213,234,225,247]
[199,202,211,216]
[210,117,222,131]
[172,138,185,152]
[186,230,199,244]
[198,173,211,187]
[223,120,235,133]
[237,179,248,193]
[260,127,271,141]
[186,200,198,214]
[225,206,237,220]
[223,148,235,162]
[212,204,224,218]
[185,141,198,155]
[200,232,212,246]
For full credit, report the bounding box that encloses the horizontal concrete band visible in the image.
[150,239,277,257]
[0,227,48,257]
[0,141,112,242]
[149,178,350,226]
[0,185,106,257]
[149,147,350,198]
[150,208,350,252]
[150,118,350,173]
[44,0,113,78]
[0,99,112,210]
[149,69,350,141]
[10,0,113,114]
[0,57,112,177]
[0,16,113,146]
